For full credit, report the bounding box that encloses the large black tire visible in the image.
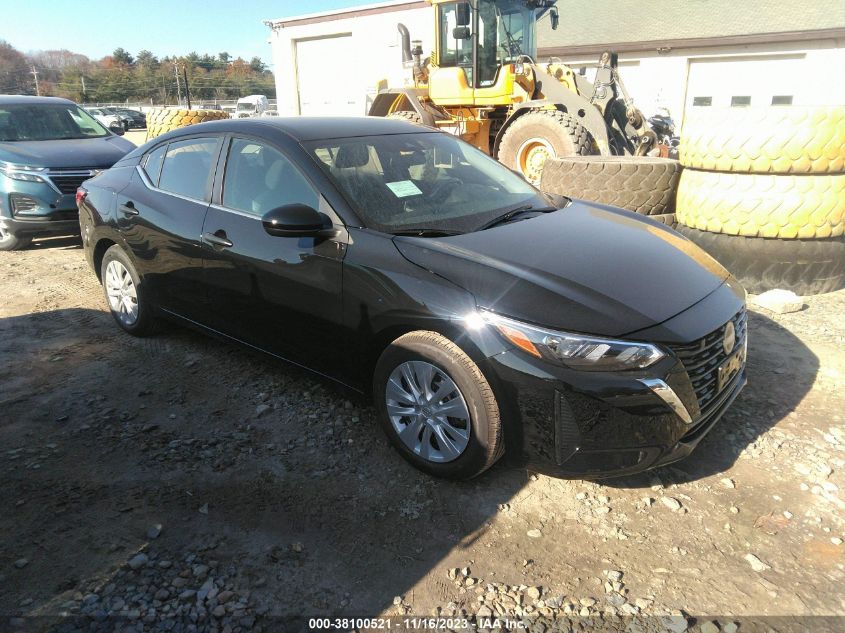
[540,156,682,215]
[373,331,503,480]
[675,225,845,295]
[100,245,160,336]
[0,228,32,251]
[498,110,594,184]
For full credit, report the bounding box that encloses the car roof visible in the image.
[0,95,78,106]
[166,116,430,142]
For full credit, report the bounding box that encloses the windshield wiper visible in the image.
[476,204,556,231]
[391,228,463,238]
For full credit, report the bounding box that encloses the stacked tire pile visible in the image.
[540,156,682,225]
[675,106,845,295]
[145,108,230,141]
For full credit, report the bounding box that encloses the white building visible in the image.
[265,0,430,117]
[265,0,845,128]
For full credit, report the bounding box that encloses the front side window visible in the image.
[157,137,218,201]
[222,138,319,216]
[0,104,109,142]
[306,132,548,234]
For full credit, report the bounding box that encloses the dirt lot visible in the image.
[1,237,843,632]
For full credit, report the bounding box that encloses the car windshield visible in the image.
[304,132,552,234]
[0,103,110,141]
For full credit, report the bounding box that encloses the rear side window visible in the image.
[222,138,319,216]
[158,137,218,201]
[142,144,167,186]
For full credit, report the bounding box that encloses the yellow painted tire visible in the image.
[680,106,845,174]
[145,107,229,141]
[676,169,845,239]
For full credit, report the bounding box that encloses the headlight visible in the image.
[0,161,47,183]
[470,311,665,371]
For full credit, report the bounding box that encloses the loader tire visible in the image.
[387,111,426,126]
[680,106,845,174]
[540,156,682,215]
[676,169,845,239]
[145,108,230,141]
[676,225,845,295]
[498,110,594,184]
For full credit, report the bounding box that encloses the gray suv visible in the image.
[0,95,135,250]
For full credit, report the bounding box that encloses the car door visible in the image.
[116,135,222,318]
[201,135,348,375]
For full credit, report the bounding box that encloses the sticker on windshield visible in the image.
[386,180,423,198]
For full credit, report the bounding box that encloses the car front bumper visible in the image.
[481,280,747,478]
[0,179,81,238]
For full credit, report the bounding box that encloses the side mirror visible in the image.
[452,26,471,40]
[109,122,125,136]
[455,2,471,26]
[262,204,335,238]
[550,7,559,30]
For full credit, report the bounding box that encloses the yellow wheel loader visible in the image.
[369,0,656,183]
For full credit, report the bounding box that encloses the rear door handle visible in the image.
[119,201,139,216]
[201,231,233,248]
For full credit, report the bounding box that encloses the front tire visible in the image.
[0,228,32,251]
[100,245,159,336]
[373,331,503,479]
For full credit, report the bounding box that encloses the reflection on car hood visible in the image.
[0,136,135,169]
[393,201,729,337]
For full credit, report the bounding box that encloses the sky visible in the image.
[1,0,369,66]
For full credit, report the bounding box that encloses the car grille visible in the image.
[669,306,747,415]
[48,174,92,194]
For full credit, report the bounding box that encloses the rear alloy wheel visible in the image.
[100,245,159,336]
[374,331,503,479]
[0,227,32,251]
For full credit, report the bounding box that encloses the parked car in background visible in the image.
[112,107,146,129]
[78,117,746,480]
[85,107,130,132]
[234,95,268,118]
[0,95,135,250]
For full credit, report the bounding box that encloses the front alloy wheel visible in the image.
[374,331,503,479]
[386,360,471,463]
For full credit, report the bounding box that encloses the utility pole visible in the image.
[81,76,87,102]
[30,66,40,96]
[182,66,191,109]
[173,62,182,106]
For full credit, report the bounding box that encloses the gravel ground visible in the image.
[1,237,843,632]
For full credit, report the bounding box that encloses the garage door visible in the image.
[296,35,363,116]
[684,54,805,119]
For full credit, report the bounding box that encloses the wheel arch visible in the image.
[92,237,119,282]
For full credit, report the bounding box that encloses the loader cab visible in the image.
[433,0,543,95]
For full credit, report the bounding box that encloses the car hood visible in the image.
[0,136,135,170]
[393,201,730,337]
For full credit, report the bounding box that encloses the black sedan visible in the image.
[77,117,747,480]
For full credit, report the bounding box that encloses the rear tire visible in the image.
[100,245,159,336]
[373,331,503,480]
[498,110,594,184]
[675,225,845,295]
[0,228,31,251]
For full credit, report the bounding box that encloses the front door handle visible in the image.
[201,231,233,248]
[119,201,139,216]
